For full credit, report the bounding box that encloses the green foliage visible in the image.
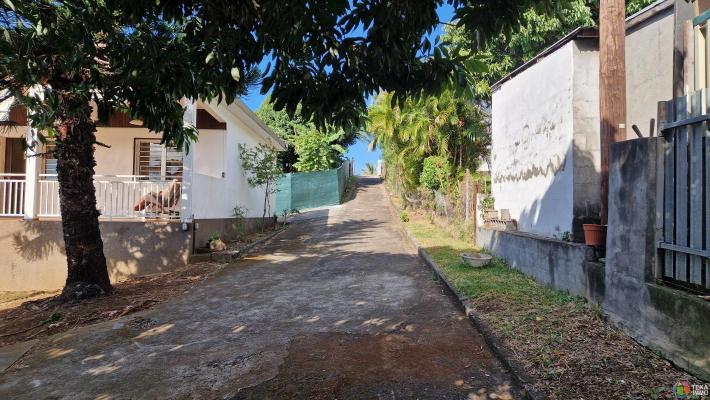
[368,90,490,192]
[478,196,495,220]
[232,205,248,239]
[208,231,221,243]
[256,97,355,172]
[448,0,657,103]
[280,208,300,227]
[292,128,347,172]
[560,231,572,242]
[362,162,376,175]
[400,211,410,223]
[239,143,283,220]
[420,156,451,191]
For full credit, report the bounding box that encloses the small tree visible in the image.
[239,144,283,227]
[292,128,347,172]
[420,156,451,191]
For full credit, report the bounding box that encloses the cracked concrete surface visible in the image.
[0,177,520,399]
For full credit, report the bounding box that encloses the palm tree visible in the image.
[362,162,376,175]
[366,90,490,192]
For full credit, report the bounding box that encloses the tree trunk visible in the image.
[56,102,111,300]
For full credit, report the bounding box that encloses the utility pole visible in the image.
[599,0,627,225]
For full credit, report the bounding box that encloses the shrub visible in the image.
[400,211,410,223]
[419,156,451,191]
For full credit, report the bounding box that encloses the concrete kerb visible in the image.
[190,226,289,263]
[384,188,545,400]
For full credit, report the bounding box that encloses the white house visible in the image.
[0,98,286,291]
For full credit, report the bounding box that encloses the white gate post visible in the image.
[24,114,40,220]
[180,99,197,224]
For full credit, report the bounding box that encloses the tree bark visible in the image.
[56,101,111,300]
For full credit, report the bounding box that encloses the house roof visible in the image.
[491,0,673,91]
[202,99,287,151]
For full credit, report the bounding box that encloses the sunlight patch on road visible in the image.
[133,323,175,340]
[46,347,74,359]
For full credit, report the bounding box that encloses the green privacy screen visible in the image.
[276,160,351,213]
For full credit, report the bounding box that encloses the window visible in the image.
[134,139,183,180]
[43,143,57,175]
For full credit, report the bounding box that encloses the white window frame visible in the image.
[133,139,183,181]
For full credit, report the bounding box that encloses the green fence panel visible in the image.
[276,161,350,213]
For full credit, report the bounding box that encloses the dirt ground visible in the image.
[0,261,225,347]
[0,228,283,348]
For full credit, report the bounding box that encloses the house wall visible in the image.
[625,8,674,139]
[491,42,575,238]
[572,39,602,241]
[0,220,191,291]
[94,127,163,175]
[191,113,276,221]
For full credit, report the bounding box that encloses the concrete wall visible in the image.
[572,39,602,241]
[478,138,710,380]
[491,42,575,238]
[193,217,275,249]
[476,228,602,300]
[625,8,674,139]
[0,220,191,291]
[604,138,710,380]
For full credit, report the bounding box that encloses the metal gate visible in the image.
[658,89,710,293]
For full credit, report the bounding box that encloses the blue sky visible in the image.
[240,4,456,173]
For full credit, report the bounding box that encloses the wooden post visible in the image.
[599,0,628,225]
[673,0,697,98]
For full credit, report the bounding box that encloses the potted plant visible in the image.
[582,224,607,247]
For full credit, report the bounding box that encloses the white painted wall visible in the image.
[94,128,162,175]
[625,10,674,138]
[491,42,575,237]
[191,117,275,219]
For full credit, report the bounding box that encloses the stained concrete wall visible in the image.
[625,8,674,139]
[604,138,710,380]
[478,138,710,380]
[476,228,602,300]
[491,42,575,237]
[193,217,275,249]
[0,220,191,291]
[572,39,602,241]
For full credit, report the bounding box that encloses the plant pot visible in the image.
[582,224,607,247]
[461,252,493,268]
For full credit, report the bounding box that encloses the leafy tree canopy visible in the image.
[0,0,559,297]
[368,90,489,190]
[449,0,657,102]
[256,97,356,172]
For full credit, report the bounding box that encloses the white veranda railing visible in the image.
[38,174,182,220]
[0,173,25,216]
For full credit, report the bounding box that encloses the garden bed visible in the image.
[402,211,702,399]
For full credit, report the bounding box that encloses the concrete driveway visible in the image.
[0,177,519,399]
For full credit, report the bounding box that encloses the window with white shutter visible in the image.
[134,139,183,180]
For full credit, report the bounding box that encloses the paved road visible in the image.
[0,177,519,399]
